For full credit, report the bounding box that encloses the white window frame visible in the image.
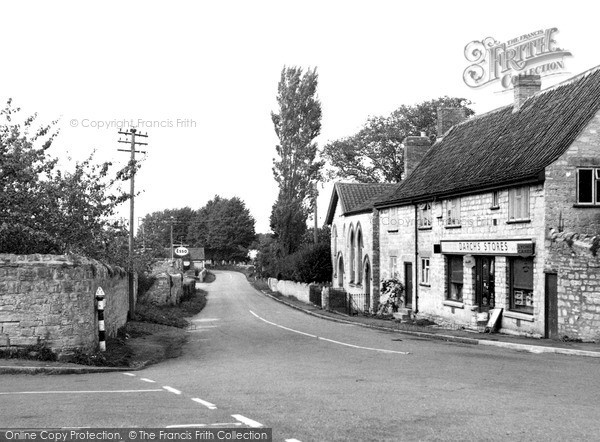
[508,186,530,221]
[419,202,432,228]
[421,257,430,285]
[390,256,398,279]
[576,168,600,205]
[446,198,461,226]
[491,190,499,209]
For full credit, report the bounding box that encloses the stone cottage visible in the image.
[374,68,600,340]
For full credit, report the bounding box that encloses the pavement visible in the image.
[2,279,600,375]
[258,288,600,359]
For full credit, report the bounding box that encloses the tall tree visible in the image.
[322,96,475,183]
[270,66,323,254]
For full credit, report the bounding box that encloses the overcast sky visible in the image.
[1,1,596,233]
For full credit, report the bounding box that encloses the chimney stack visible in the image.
[513,74,541,112]
[403,134,431,180]
[436,107,467,141]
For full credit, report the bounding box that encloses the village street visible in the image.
[2,270,600,441]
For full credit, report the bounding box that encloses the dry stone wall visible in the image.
[0,254,129,354]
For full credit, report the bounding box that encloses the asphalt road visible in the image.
[2,270,600,441]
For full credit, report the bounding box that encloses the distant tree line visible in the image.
[138,195,256,263]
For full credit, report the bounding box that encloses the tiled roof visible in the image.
[377,66,600,206]
[325,182,398,224]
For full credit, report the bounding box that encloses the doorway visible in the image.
[364,259,371,312]
[545,273,558,339]
[475,256,495,312]
[337,256,344,287]
[404,262,413,308]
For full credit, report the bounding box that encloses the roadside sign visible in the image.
[174,246,189,256]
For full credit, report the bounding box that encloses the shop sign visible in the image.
[440,239,534,256]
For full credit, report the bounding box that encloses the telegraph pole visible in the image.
[314,181,318,244]
[118,128,148,320]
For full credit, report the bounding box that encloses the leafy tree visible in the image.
[0,100,134,264]
[322,96,475,183]
[270,66,323,255]
[202,196,256,262]
[138,207,195,251]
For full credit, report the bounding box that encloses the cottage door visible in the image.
[475,257,495,312]
[404,262,413,309]
[545,273,558,339]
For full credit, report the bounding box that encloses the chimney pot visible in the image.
[513,74,541,112]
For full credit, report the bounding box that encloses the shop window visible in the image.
[446,198,461,226]
[577,168,600,205]
[508,186,530,221]
[420,258,430,285]
[510,257,534,314]
[419,202,432,228]
[447,255,463,301]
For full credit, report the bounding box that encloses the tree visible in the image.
[322,96,475,183]
[203,196,256,262]
[0,100,134,263]
[138,207,195,251]
[270,66,323,255]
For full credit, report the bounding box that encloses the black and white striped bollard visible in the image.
[96,287,106,352]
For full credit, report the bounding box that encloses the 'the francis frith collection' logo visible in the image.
[463,28,572,89]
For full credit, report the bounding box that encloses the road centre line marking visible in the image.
[249,310,410,355]
[231,414,263,428]
[123,373,136,376]
[163,386,182,395]
[249,311,317,338]
[0,389,164,395]
[192,397,218,410]
[140,378,156,383]
[286,439,302,442]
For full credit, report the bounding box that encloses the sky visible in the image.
[0,0,597,234]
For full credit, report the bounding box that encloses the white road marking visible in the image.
[0,389,163,395]
[286,439,302,442]
[123,373,136,377]
[249,310,410,355]
[163,386,182,395]
[166,424,207,428]
[192,318,220,322]
[166,423,241,428]
[192,397,218,410]
[232,414,263,428]
[140,378,156,383]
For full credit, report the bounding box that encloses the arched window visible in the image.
[332,225,338,262]
[349,225,355,283]
[356,225,363,284]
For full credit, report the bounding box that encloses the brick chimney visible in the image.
[436,107,467,141]
[403,134,431,179]
[513,74,541,112]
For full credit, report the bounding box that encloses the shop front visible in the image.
[438,239,537,330]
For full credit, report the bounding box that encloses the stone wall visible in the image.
[267,278,315,304]
[0,254,129,354]
[547,232,600,341]
[139,272,183,306]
